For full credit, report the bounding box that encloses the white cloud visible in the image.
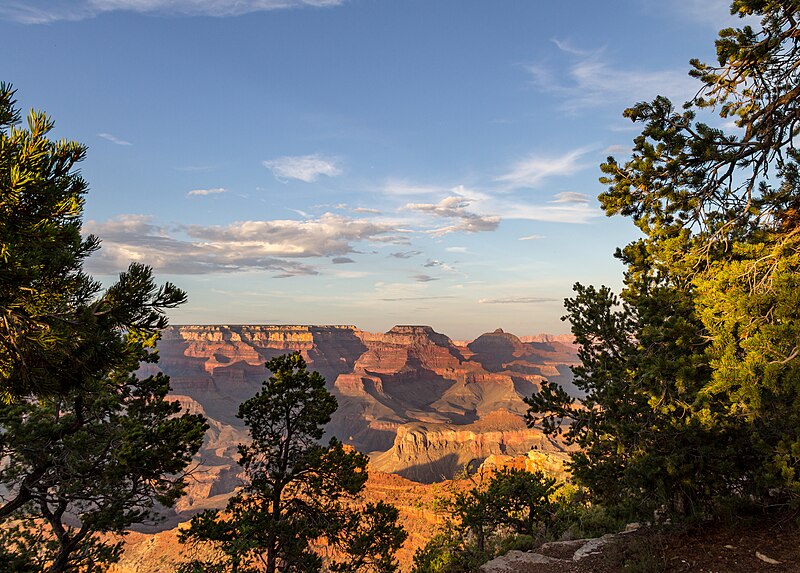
[496,148,592,189]
[1,0,345,23]
[261,154,342,183]
[262,154,342,183]
[382,180,449,197]
[552,192,590,204]
[404,195,500,236]
[97,132,132,146]
[84,212,400,275]
[187,187,228,197]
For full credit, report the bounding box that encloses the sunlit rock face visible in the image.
[145,324,581,518]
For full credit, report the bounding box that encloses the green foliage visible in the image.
[179,353,406,573]
[471,469,560,539]
[0,84,208,572]
[410,527,486,573]
[494,534,536,554]
[413,469,566,572]
[528,0,800,516]
[0,83,185,400]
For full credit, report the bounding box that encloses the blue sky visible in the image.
[2,0,743,339]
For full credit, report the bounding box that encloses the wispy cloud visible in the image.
[604,144,629,154]
[263,154,342,183]
[478,296,558,304]
[381,180,451,197]
[552,192,590,204]
[97,132,131,146]
[84,212,400,276]
[412,274,438,283]
[389,251,422,259]
[530,42,696,112]
[381,295,455,302]
[550,38,593,57]
[496,148,592,189]
[490,200,599,224]
[1,0,345,24]
[404,196,500,236]
[187,187,228,197]
[654,0,752,29]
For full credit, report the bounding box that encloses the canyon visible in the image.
[139,324,579,519]
[113,324,581,571]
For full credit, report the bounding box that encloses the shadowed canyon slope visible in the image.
[143,324,580,513]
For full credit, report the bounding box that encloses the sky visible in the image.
[1,0,745,339]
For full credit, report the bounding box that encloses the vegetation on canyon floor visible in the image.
[4,0,800,571]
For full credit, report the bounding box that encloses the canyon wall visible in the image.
[146,324,580,517]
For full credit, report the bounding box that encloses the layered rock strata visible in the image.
[147,324,580,506]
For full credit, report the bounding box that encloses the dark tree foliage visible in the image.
[452,469,561,548]
[0,82,185,400]
[0,84,208,572]
[483,469,560,538]
[412,469,563,573]
[179,353,406,573]
[528,0,800,516]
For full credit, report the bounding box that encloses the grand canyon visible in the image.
[113,324,580,571]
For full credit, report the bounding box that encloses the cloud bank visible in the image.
[85,212,400,276]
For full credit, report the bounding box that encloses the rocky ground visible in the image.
[481,513,800,573]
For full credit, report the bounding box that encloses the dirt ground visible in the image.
[506,511,800,573]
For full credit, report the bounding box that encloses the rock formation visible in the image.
[146,324,580,509]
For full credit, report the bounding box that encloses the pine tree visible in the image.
[0,84,208,572]
[180,353,406,573]
[528,0,800,514]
